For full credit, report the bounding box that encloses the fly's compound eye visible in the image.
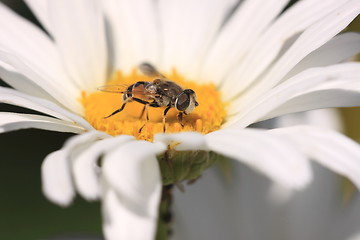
[175,92,190,111]
[175,89,198,114]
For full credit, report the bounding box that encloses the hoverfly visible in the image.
[98,63,199,133]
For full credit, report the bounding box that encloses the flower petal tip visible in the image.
[41,150,75,207]
[154,132,208,151]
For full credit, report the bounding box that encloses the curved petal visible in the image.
[221,0,353,100]
[0,112,86,134]
[231,0,360,108]
[42,150,75,206]
[269,108,345,204]
[154,132,208,151]
[102,0,160,73]
[48,0,108,91]
[24,0,51,34]
[270,126,360,189]
[283,32,360,81]
[0,3,81,112]
[0,86,94,130]
[274,109,343,132]
[245,0,360,98]
[73,135,135,201]
[158,0,237,78]
[103,140,166,216]
[205,128,312,189]
[0,61,55,101]
[265,81,360,120]
[0,50,82,113]
[348,232,360,240]
[42,131,110,206]
[200,0,289,84]
[102,189,159,240]
[226,63,360,128]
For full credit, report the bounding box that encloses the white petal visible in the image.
[42,150,75,206]
[154,132,208,151]
[103,140,166,216]
[24,0,51,33]
[274,109,344,132]
[0,60,55,101]
[250,0,360,96]
[0,86,93,129]
[158,0,237,78]
[267,183,295,204]
[103,189,160,240]
[73,135,135,201]
[221,0,353,100]
[0,51,82,114]
[284,32,360,80]
[102,0,160,72]
[271,125,360,189]
[348,232,360,240]
[200,0,289,84]
[0,3,81,112]
[259,68,360,122]
[232,0,360,108]
[0,112,86,133]
[226,63,360,128]
[42,131,110,206]
[205,129,312,189]
[48,0,108,91]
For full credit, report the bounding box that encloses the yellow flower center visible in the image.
[81,69,227,141]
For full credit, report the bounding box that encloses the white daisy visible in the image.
[1,0,360,239]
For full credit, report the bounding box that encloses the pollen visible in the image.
[81,69,227,141]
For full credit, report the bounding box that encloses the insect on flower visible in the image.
[98,63,199,133]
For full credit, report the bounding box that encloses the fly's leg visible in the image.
[104,97,150,119]
[139,104,150,133]
[104,99,130,119]
[177,112,185,127]
[162,106,172,133]
[139,105,146,119]
[132,97,151,105]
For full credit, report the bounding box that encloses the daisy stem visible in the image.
[155,184,174,240]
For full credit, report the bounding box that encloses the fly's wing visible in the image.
[97,84,128,93]
[139,63,166,79]
[97,84,160,100]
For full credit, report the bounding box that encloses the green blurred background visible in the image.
[0,0,359,239]
[0,130,102,239]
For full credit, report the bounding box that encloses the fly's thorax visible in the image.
[154,95,171,107]
[155,80,184,98]
[151,80,182,107]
